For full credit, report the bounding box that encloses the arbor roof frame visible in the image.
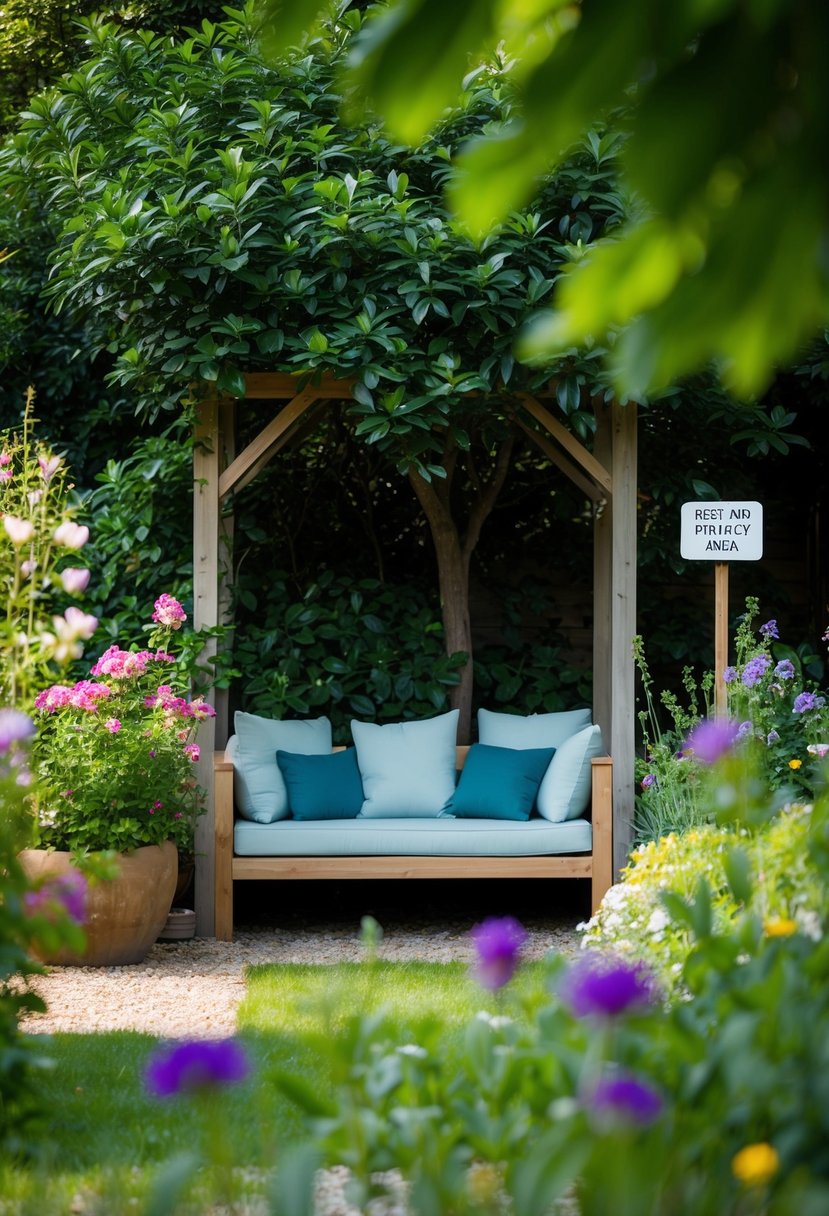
[192,372,636,935]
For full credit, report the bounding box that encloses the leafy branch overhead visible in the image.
[1,2,628,472]
[272,0,829,398]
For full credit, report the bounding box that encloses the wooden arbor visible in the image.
[191,373,637,935]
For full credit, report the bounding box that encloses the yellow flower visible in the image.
[732,1143,780,1187]
[788,758,802,770]
[764,917,797,938]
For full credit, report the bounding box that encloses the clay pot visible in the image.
[19,841,178,967]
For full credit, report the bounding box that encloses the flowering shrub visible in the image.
[579,807,825,991]
[269,814,829,1216]
[32,596,213,853]
[635,598,829,841]
[0,391,96,708]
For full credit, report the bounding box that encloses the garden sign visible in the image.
[680,501,764,715]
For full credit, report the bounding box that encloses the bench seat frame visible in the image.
[213,747,613,941]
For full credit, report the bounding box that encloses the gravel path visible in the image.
[20,911,582,1038]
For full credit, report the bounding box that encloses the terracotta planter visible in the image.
[19,841,178,967]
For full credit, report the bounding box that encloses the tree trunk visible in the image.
[408,434,514,744]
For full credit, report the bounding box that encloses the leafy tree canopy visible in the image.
[268,0,829,400]
[1,2,629,475]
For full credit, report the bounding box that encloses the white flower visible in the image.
[475,1011,513,1029]
[3,515,34,545]
[396,1044,427,1058]
[54,520,89,549]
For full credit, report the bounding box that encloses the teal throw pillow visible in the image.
[537,724,604,822]
[228,712,332,823]
[276,748,364,821]
[478,706,592,749]
[449,743,555,821]
[352,710,459,818]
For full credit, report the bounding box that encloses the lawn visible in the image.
[0,961,549,1214]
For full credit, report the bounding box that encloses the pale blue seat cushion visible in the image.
[537,724,605,822]
[234,815,592,857]
[478,707,592,750]
[352,710,459,818]
[227,713,332,823]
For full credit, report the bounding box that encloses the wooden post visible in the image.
[714,561,729,717]
[592,404,612,746]
[192,391,220,937]
[610,400,637,874]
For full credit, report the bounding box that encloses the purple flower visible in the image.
[25,870,87,925]
[561,954,658,1018]
[774,660,795,680]
[144,1039,250,1097]
[742,655,772,688]
[767,730,780,745]
[0,708,35,752]
[760,620,779,640]
[589,1073,663,1126]
[684,718,740,765]
[793,691,826,714]
[723,666,738,684]
[737,720,753,740]
[470,916,528,990]
[640,773,656,790]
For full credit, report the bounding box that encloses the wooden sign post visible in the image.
[680,501,764,716]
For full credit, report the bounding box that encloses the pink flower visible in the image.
[53,520,89,549]
[0,469,12,483]
[104,718,121,733]
[38,454,61,482]
[0,451,11,465]
[60,567,91,595]
[34,685,73,712]
[807,743,829,760]
[184,743,200,762]
[3,515,34,545]
[57,606,98,641]
[152,593,187,629]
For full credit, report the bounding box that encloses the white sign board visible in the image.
[680,501,763,561]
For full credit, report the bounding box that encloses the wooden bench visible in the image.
[213,746,613,941]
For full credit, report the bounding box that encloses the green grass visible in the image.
[1,961,547,1214]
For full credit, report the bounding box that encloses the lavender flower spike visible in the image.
[144,1038,251,1097]
[471,916,528,990]
[684,717,740,765]
[760,620,779,640]
[562,954,658,1018]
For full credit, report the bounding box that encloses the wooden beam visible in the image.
[518,393,613,495]
[192,391,220,937]
[517,418,605,503]
[218,388,320,499]
[243,372,355,399]
[214,397,236,747]
[231,855,593,881]
[609,400,637,873]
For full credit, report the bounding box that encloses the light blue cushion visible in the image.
[228,712,332,823]
[276,749,364,821]
[537,724,604,822]
[352,710,459,818]
[478,706,592,749]
[449,744,555,821]
[234,815,592,857]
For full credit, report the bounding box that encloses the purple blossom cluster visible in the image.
[793,691,826,714]
[741,654,772,688]
[588,1072,663,1126]
[760,619,779,640]
[774,659,795,680]
[144,1038,250,1097]
[24,869,87,925]
[470,916,528,990]
[684,718,740,765]
[562,954,658,1018]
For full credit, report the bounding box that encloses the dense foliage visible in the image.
[303,0,829,398]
